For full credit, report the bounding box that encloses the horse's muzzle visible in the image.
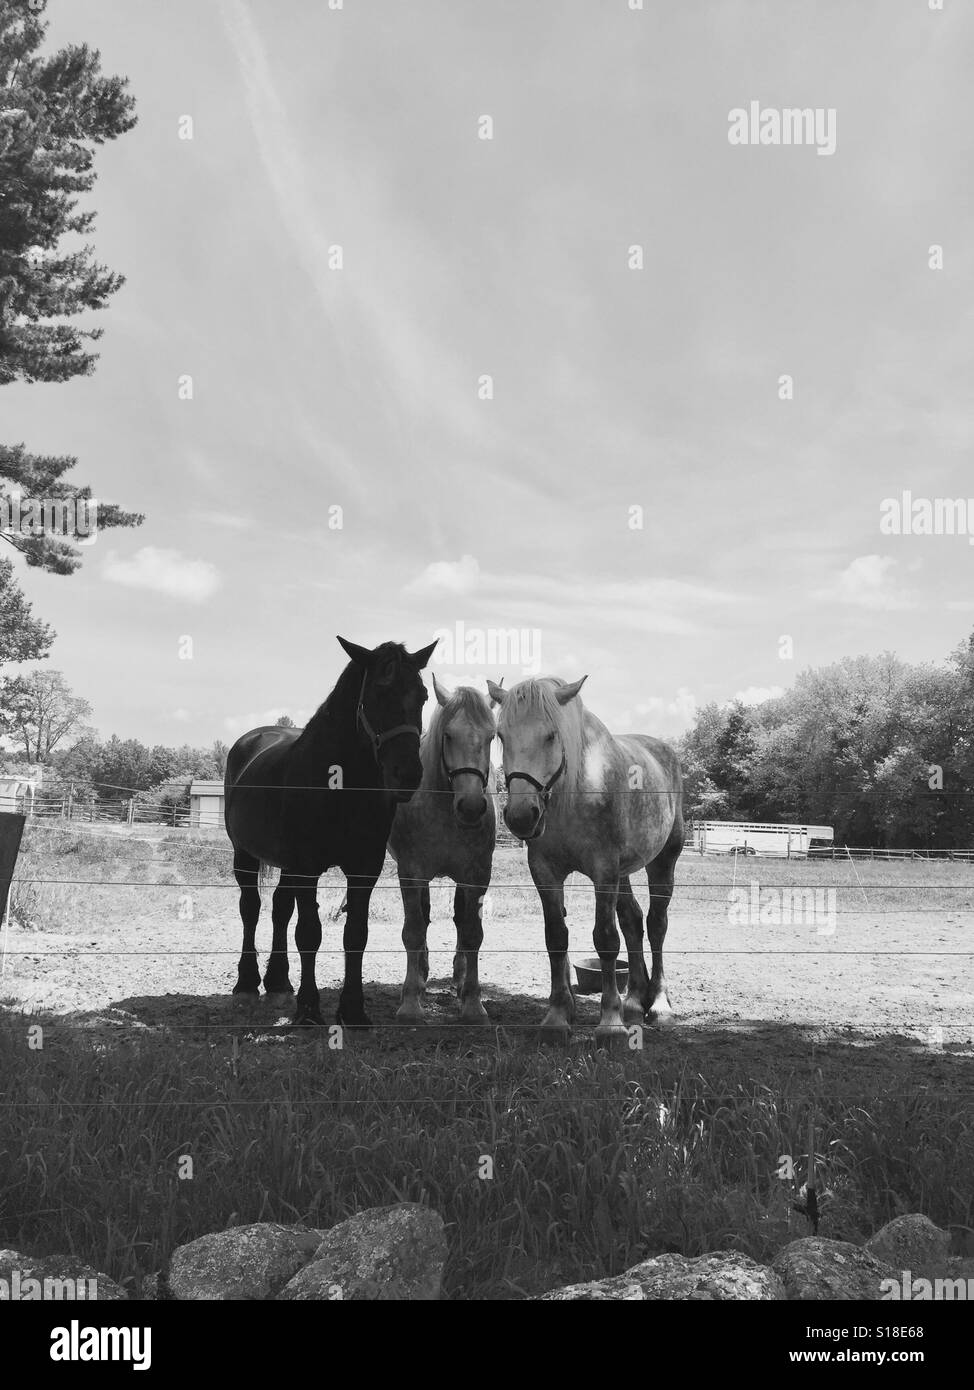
[504,802,545,840]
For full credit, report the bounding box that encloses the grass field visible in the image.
[1,825,972,1298]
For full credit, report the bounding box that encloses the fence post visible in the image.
[127,798,135,828]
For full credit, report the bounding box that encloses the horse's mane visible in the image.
[422,684,496,787]
[300,643,411,741]
[496,677,588,796]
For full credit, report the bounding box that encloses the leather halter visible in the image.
[441,749,489,791]
[356,670,421,758]
[504,749,567,805]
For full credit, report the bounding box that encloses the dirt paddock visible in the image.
[2,832,972,1060]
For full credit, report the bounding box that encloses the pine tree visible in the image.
[0,0,142,641]
[0,0,137,384]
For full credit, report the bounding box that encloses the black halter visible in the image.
[356,670,422,758]
[504,750,567,805]
[441,749,489,791]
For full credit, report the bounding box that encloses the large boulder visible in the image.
[864,1215,952,1280]
[0,1249,127,1301]
[278,1204,447,1301]
[539,1251,784,1301]
[169,1223,322,1300]
[773,1238,898,1300]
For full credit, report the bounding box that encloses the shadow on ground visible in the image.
[4,976,972,1099]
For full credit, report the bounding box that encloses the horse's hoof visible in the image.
[336,1006,372,1029]
[395,1005,427,1026]
[539,1011,571,1044]
[623,997,646,1025]
[647,995,674,1028]
[293,1007,325,1027]
[232,990,259,1009]
[458,1003,489,1025]
[595,1022,629,1049]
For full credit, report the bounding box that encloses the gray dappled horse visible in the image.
[389,675,498,1024]
[487,675,684,1042]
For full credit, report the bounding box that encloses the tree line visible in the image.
[678,632,974,850]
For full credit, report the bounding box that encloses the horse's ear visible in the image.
[337,635,373,667]
[431,672,450,707]
[408,639,438,669]
[555,676,587,705]
[487,679,507,706]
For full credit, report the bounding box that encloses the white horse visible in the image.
[488,676,684,1042]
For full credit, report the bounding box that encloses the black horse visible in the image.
[224,636,436,1025]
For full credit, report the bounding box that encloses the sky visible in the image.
[3,0,974,748]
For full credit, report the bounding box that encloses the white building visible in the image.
[0,772,40,815]
[691,820,834,859]
[189,780,225,828]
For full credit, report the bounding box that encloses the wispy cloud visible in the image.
[103,547,222,603]
[814,555,916,611]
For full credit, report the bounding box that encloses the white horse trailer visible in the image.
[691,820,834,859]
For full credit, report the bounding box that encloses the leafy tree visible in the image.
[274,714,296,728]
[0,553,52,661]
[681,639,974,849]
[0,666,91,761]
[82,735,175,795]
[210,739,229,774]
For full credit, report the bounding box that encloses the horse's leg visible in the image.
[645,826,683,1024]
[396,874,429,1024]
[232,848,261,1003]
[617,875,651,1024]
[264,870,297,1006]
[451,883,466,995]
[336,874,377,1027]
[529,857,573,1035]
[592,860,626,1043]
[293,881,324,1026]
[455,882,487,1024]
[420,881,431,985]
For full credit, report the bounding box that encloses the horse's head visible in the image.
[337,636,437,801]
[431,674,500,828]
[487,675,587,840]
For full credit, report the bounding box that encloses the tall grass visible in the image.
[0,1023,970,1299]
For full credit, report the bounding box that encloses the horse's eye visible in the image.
[546,731,555,744]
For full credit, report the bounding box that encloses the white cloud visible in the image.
[734,685,784,706]
[103,547,222,603]
[406,554,481,596]
[633,686,698,734]
[815,554,915,611]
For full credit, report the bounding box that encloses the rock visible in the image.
[278,1204,447,1301]
[168,1223,323,1300]
[0,1249,127,1301]
[864,1215,951,1280]
[773,1238,898,1300]
[539,1252,784,1300]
